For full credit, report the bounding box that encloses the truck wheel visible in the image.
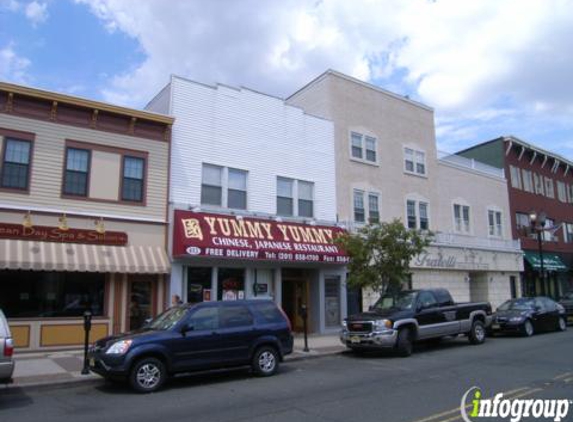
[396,328,413,357]
[129,357,166,393]
[252,346,279,377]
[522,320,534,337]
[468,320,486,345]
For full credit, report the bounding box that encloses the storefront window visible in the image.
[217,268,245,301]
[324,276,341,328]
[187,267,212,303]
[0,270,105,318]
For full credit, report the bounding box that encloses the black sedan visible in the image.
[491,297,567,337]
[558,292,573,324]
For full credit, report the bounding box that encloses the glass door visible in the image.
[128,276,154,331]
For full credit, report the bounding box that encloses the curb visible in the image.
[3,349,345,391]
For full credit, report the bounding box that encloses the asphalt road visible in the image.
[1,329,572,422]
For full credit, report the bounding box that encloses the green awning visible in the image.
[523,251,568,272]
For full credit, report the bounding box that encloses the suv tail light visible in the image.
[278,307,292,332]
[4,338,14,357]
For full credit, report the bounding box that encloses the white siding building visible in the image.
[147,76,347,333]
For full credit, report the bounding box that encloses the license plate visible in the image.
[350,336,361,344]
[491,323,500,330]
[89,358,95,367]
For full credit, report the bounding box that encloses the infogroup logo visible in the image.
[460,386,571,422]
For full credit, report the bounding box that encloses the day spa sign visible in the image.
[172,210,349,264]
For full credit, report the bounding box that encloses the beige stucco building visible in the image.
[0,82,173,350]
[287,70,523,312]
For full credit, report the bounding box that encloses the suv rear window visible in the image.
[252,302,285,324]
[220,305,253,328]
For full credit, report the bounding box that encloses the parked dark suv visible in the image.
[89,300,293,393]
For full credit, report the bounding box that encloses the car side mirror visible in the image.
[180,323,194,335]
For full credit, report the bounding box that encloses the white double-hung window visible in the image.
[488,209,503,237]
[276,177,314,218]
[353,190,380,224]
[406,199,429,230]
[404,147,426,176]
[201,164,248,210]
[453,203,471,234]
[350,132,377,164]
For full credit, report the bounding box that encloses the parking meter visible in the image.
[81,310,92,375]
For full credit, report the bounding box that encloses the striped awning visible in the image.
[0,240,170,273]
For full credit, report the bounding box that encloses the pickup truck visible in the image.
[340,288,492,357]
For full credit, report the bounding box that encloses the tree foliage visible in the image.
[335,219,433,295]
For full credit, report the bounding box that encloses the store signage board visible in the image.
[0,223,128,246]
[173,210,349,264]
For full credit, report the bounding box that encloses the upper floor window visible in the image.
[1,138,31,190]
[509,165,521,189]
[488,209,503,237]
[533,173,544,195]
[368,193,380,223]
[544,177,555,198]
[556,181,567,203]
[568,184,573,203]
[542,218,555,242]
[564,223,573,243]
[404,147,426,176]
[406,199,429,230]
[353,189,365,223]
[521,169,533,193]
[353,190,380,224]
[276,177,314,218]
[63,147,90,196]
[453,203,470,234]
[122,156,145,202]
[201,164,247,210]
[350,132,377,164]
[516,212,530,232]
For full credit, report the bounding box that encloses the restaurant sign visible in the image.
[0,223,128,246]
[173,210,349,264]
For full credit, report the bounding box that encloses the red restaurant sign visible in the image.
[0,223,128,246]
[173,210,349,264]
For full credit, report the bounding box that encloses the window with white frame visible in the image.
[488,209,503,237]
[453,203,471,233]
[516,212,530,231]
[533,173,544,195]
[350,132,377,163]
[353,190,380,223]
[568,184,573,203]
[353,189,365,223]
[404,147,426,176]
[564,223,573,243]
[542,218,555,241]
[509,165,522,189]
[276,177,314,217]
[544,177,555,198]
[368,193,380,223]
[406,199,429,230]
[521,169,533,193]
[557,181,567,203]
[201,164,247,210]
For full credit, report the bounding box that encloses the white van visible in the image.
[0,309,14,383]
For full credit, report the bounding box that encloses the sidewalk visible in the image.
[4,333,345,389]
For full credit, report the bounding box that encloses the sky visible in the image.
[1,0,573,158]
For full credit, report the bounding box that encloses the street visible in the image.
[1,330,572,422]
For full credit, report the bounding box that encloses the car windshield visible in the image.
[563,292,573,300]
[372,292,417,311]
[148,306,189,330]
[498,299,535,311]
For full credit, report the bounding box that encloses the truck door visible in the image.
[415,291,442,339]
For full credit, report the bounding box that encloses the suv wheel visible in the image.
[252,346,279,377]
[396,327,413,357]
[522,319,534,337]
[557,317,567,332]
[129,357,166,393]
[468,320,486,345]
